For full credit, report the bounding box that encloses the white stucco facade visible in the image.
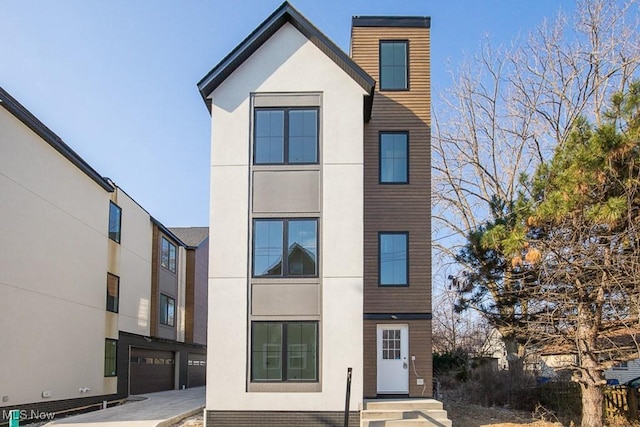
[1,85,208,414]
[0,106,114,406]
[111,188,154,337]
[207,23,365,411]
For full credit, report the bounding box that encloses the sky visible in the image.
[0,0,576,227]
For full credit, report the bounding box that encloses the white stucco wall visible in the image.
[0,107,114,406]
[113,188,153,337]
[207,23,365,411]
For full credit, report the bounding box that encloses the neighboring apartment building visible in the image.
[198,2,432,425]
[0,86,207,424]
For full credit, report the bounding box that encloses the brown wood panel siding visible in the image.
[351,27,431,124]
[407,319,433,398]
[192,238,209,345]
[352,26,432,314]
[184,248,196,343]
[363,320,377,397]
[150,225,159,337]
[363,319,433,398]
[355,25,432,400]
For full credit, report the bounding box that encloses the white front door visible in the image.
[377,324,409,394]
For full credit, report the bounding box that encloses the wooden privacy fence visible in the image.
[604,386,639,419]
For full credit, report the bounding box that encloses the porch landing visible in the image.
[360,399,452,427]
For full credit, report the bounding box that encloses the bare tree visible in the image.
[433,0,640,367]
[432,290,496,358]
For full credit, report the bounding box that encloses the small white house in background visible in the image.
[479,329,509,370]
[534,354,576,380]
[532,351,640,384]
[605,360,640,384]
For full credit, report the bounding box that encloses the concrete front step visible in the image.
[362,418,452,427]
[360,399,451,427]
[362,399,444,411]
[361,409,449,420]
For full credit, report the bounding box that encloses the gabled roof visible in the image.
[169,227,209,248]
[0,86,114,192]
[197,1,375,111]
[151,217,189,248]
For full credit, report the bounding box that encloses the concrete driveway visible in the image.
[45,387,204,427]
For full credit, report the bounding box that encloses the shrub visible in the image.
[433,350,468,377]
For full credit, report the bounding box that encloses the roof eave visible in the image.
[0,87,114,192]
[352,16,431,28]
[197,1,375,117]
[151,217,189,248]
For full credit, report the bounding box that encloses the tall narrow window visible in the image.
[255,110,284,164]
[286,322,318,381]
[161,237,177,273]
[253,220,284,277]
[288,110,318,163]
[254,108,318,164]
[379,232,408,286]
[253,219,318,277]
[380,132,408,183]
[106,273,119,313]
[251,322,318,382]
[160,293,175,327]
[104,339,117,377]
[380,41,408,90]
[108,202,122,243]
[251,323,283,381]
[287,220,317,276]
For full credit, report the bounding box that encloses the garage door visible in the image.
[130,348,174,394]
[188,353,206,387]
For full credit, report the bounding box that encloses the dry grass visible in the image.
[171,414,203,427]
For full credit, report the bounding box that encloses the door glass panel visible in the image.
[382,328,401,360]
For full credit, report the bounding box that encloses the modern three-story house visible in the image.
[198,2,435,425]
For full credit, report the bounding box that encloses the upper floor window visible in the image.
[108,202,122,243]
[254,108,318,164]
[380,132,408,183]
[106,273,119,313]
[379,232,408,286]
[613,361,629,370]
[253,219,318,277]
[380,41,408,90]
[161,237,176,273]
[160,293,175,327]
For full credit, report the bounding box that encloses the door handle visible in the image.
[403,362,408,369]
